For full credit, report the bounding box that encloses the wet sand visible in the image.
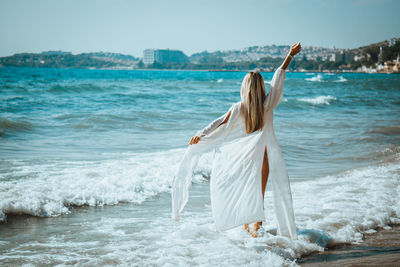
[298,225,400,266]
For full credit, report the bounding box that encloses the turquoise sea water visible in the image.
[2,68,399,174]
[0,67,399,265]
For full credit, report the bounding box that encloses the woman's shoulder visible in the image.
[227,101,239,110]
[231,101,241,112]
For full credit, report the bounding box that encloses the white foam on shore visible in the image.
[298,95,336,105]
[158,157,400,265]
[160,152,400,265]
[305,74,323,82]
[0,148,188,222]
[291,160,400,245]
[0,147,217,223]
[0,149,399,266]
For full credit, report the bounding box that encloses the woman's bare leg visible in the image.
[251,146,270,237]
[245,146,270,236]
[261,146,269,199]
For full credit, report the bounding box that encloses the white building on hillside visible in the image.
[143,49,155,65]
[142,49,188,65]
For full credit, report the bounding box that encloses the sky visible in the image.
[0,0,399,57]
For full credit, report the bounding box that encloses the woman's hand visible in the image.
[189,136,200,145]
[289,42,301,56]
[188,134,205,145]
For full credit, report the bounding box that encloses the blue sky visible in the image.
[0,0,399,57]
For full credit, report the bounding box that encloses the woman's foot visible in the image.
[251,222,262,238]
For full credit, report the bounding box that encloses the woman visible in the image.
[172,42,301,239]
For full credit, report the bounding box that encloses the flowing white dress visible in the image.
[171,67,297,239]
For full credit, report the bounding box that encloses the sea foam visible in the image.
[335,76,347,82]
[290,161,400,245]
[0,149,188,222]
[0,147,215,222]
[298,95,336,105]
[128,154,400,266]
[305,74,323,82]
[0,149,399,266]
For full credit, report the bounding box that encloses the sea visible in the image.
[0,67,399,266]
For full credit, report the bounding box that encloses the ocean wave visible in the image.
[0,149,399,265]
[368,125,400,135]
[0,118,32,135]
[335,76,347,82]
[217,78,224,83]
[109,155,400,265]
[291,158,400,246]
[73,114,138,129]
[298,95,336,105]
[48,83,106,93]
[216,155,399,263]
[305,74,323,82]
[0,149,212,222]
[52,113,139,130]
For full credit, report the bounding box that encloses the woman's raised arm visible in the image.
[265,42,301,110]
[280,42,301,70]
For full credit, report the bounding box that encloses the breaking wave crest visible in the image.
[305,74,323,82]
[298,95,337,105]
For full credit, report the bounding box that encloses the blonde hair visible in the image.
[240,71,266,134]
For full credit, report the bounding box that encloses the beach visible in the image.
[1,68,399,266]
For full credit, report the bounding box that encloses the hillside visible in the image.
[0,38,399,72]
[0,51,140,69]
[189,45,340,63]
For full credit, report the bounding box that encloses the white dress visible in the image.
[171,68,298,239]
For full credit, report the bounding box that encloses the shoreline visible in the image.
[298,225,400,266]
[1,65,400,74]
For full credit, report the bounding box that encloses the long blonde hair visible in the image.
[240,71,266,134]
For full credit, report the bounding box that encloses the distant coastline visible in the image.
[2,66,398,74]
[1,38,399,73]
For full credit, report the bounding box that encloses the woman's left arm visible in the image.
[189,109,231,145]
